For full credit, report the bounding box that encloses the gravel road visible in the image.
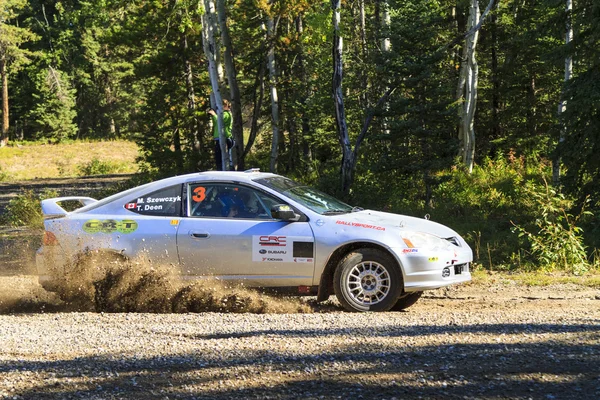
[1,276,599,400]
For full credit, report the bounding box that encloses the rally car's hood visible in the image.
[334,210,461,239]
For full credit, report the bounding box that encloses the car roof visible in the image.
[184,169,278,184]
[73,169,280,214]
[135,169,280,189]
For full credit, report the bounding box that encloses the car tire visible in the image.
[333,248,403,312]
[390,291,423,311]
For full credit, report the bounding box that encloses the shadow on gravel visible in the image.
[1,326,598,399]
[193,322,600,340]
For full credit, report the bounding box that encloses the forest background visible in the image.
[0,0,598,274]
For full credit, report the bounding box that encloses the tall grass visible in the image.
[2,189,58,228]
[0,140,138,180]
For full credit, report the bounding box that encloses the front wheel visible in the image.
[333,248,403,312]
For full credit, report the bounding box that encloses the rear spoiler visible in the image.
[41,197,98,220]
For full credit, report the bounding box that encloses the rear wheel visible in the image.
[391,291,423,311]
[333,248,403,312]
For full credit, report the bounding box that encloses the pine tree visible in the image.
[0,0,38,146]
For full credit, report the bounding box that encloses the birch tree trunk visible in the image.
[244,63,266,158]
[202,0,227,170]
[457,0,480,173]
[380,0,391,52]
[216,0,244,170]
[358,0,368,109]
[490,7,500,141]
[379,0,391,135]
[296,15,313,169]
[553,0,573,186]
[267,15,280,173]
[331,0,354,195]
[1,54,9,147]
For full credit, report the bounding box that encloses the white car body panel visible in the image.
[37,171,472,297]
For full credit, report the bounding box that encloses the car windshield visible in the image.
[255,177,354,215]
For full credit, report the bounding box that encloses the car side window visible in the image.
[188,183,282,219]
[124,185,182,216]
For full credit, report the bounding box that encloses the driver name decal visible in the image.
[125,196,181,212]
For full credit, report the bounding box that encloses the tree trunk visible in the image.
[527,74,537,138]
[267,15,280,173]
[358,0,368,109]
[379,0,391,52]
[490,7,500,142]
[244,63,266,158]
[296,15,313,169]
[332,0,354,195]
[458,0,480,173]
[216,0,244,170]
[173,128,184,174]
[1,54,9,147]
[553,0,573,186]
[379,0,391,135]
[202,0,227,170]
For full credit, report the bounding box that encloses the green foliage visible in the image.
[77,158,128,176]
[0,166,9,182]
[350,154,598,274]
[0,0,39,68]
[414,154,537,269]
[511,183,592,275]
[27,67,78,142]
[3,189,58,228]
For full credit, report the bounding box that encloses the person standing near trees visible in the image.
[208,99,234,171]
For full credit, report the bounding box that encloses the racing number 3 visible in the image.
[192,186,206,202]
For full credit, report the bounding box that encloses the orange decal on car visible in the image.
[192,186,206,202]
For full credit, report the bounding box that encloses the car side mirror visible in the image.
[271,204,300,221]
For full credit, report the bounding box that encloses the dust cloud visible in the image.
[0,251,314,314]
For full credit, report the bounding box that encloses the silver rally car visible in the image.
[37,169,472,312]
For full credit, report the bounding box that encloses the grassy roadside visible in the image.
[470,268,600,288]
[0,140,138,181]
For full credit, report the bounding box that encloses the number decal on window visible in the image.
[192,186,206,202]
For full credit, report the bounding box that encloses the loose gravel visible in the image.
[1,277,599,400]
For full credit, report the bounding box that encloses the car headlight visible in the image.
[400,231,453,251]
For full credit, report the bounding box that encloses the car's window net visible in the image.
[188,183,281,219]
[124,185,182,216]
[254,177,352,214]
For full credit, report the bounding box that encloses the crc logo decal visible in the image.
[259,236,286,246]
[83,219,138,234]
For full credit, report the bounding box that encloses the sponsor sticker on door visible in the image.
[252,236,313,263]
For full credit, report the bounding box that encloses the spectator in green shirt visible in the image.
[208,99,234,170]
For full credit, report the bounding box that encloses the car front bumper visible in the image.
[391,247,473,292]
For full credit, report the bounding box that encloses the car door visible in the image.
[176,182,316,287]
